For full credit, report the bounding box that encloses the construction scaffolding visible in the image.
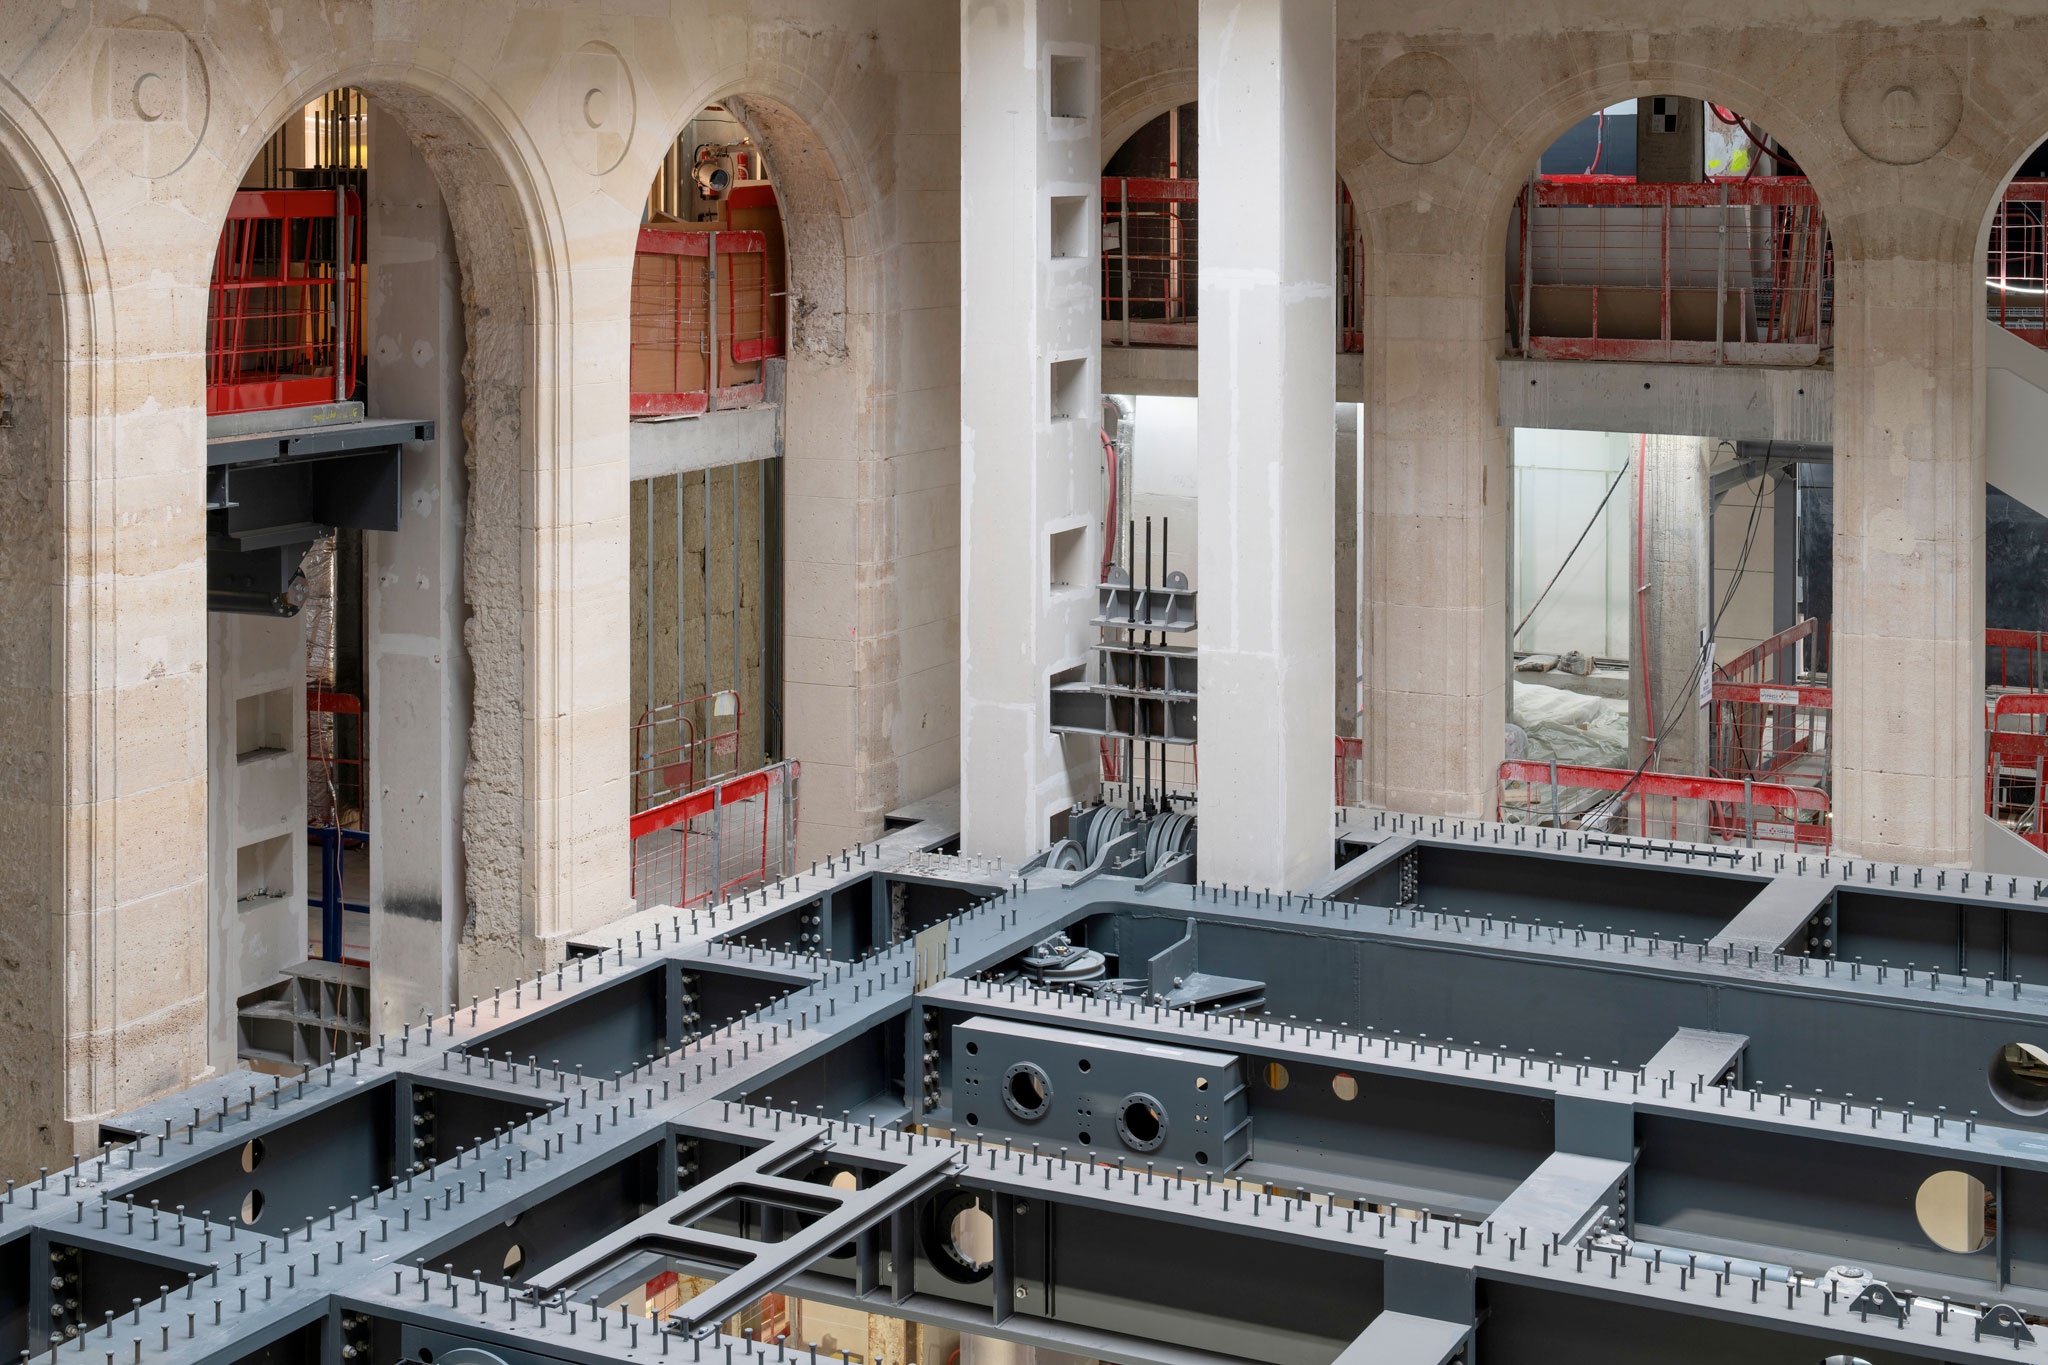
[1708,617,1832,796]
[1498,758,1832,850]
[630,227,783,417]
[1515,176,1831,365]
[1101,175,1365,353]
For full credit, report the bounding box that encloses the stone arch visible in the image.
[717,93,859,365]
[618,71,882,369]
[0,92,120,1164]
[622,67,909,854]
[1335,48,1853,269]
[1103,82,1195,164]
[1964,64,2048,275]
[195,65,567,983]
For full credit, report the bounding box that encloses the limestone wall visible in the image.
[0,0,961,1167]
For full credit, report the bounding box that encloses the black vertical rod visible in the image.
[1127,515,1137,806]
[1161,515,1171,805]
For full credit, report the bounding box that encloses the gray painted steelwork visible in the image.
[1,798,2041,1365]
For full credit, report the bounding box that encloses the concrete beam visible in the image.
[1104,344,1365,401]
[1500,357,1830,444]
[629,404,782,481]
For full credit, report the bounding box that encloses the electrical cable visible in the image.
[1513,455,1631,642]
[1582,443,1773,830]
[1584,109,1606,175]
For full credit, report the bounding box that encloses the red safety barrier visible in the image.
[307,687,367,829]
[630,227,783,417]
[1101,176,1364,353]
[1987,694,2048,850]
[207,189,361,415]
[630,760,799,911]
[1336,735,1364,808]
[1498,759,1830,849]
[1515,176,1830,365]
[1987,628,2048,692]
[632,691,742,817]
[1709,618,1832,794]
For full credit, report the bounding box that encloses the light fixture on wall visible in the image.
[692,145,733,199]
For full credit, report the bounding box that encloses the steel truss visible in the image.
[6,800,2046,1365]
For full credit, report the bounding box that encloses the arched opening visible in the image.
[1979,137,2048,853]
[201,80,538,1063]
[0,136,66,1174]
[627,94,880,906]
[1497,97,1834,855]
[1088,101,1365,813]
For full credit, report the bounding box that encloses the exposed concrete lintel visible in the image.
[1105,345,1364,402]
[629,403,782,481]
[1499,357,1830,444]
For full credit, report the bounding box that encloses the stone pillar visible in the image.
[959,0,1102,859]
[363,108,470,1031]
[1627,436,1711,786]
[1195,0,1335,889]
[1358,189,1508,821]
[1335,402,1361,738]
[1832,251,1982,866]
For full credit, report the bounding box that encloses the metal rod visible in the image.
[1119,178,1131,349]
[704,468,713,709]
[333,180,347,403]
[708,230,721,411]
[758,458,767,764]
[1714,182,1728,365]
[684,470,692,720]
[1519,171,1534,355]
[1659,197,1671,346]
[1127,514,1137,806]
[733,453,742,735]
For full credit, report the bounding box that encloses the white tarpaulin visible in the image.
[1511,680,1629,769]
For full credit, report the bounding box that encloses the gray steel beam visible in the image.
[53,798,2048,1365]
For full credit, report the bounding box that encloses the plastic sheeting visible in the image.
[1512,680,1629,769]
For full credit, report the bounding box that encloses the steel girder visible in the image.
[0,800,2039,1365]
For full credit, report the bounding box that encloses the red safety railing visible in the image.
[307,687,367,829]
[1336,735,1364,808]
[1989,181,2048,348]
[630,760,799,910]
[1987,694,2048,850]
[208,189,362,415]
[630,227,783,417]
[1988,628,2048,692]
[1515,176,1831,365]
[1709,618,1832,794]
[1498,759,1831,850]
[1101,177,1365,353]
[632,691,742,817]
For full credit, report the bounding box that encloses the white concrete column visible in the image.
[1627,435,1711,782]
[204,615,309,1070]
[1195,0,1336,889]
[960,0,1103,859]
[364,108,470,1031]
[1833,251,1983,866]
